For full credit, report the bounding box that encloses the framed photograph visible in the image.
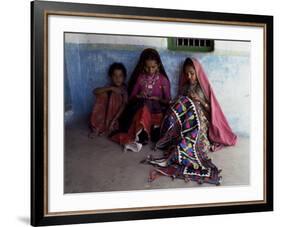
[31,0,273,226]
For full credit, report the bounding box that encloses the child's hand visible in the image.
[109,119,117,132]
[148,96,160,101]
[137,92,147,99]
[189,92,201,102]
[110,87,122,94]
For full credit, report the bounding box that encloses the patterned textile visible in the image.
[145,96,222,185]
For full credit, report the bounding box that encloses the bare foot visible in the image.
[150,143,157,151]
[88,129,99,139]
[88,132,95,139]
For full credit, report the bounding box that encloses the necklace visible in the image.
[143,74,159,96]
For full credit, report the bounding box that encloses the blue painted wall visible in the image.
[64,43,250,136]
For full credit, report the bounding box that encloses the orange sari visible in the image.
[90,86,127,135]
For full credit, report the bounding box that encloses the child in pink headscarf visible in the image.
[179,57,237,151]
[143,57,237,185]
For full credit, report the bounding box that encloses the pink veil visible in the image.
[179,58,237,151]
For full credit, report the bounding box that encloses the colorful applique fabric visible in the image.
[145,96,222,185]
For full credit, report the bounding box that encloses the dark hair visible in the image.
[178,57,196,95]
[128,48,170,95]
[182,57,195,73]
[108,62,127,79]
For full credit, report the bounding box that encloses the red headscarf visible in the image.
[179,58,237,151]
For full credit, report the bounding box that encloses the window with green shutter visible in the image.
[168,37,214,52]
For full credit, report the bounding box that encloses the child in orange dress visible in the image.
[89,62,128,137]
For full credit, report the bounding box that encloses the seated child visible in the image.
[110,48,171,152]
[89,62,128,137]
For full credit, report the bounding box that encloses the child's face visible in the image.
[144,60,159,75]
[184,65,197,85]
[111,69,125,87]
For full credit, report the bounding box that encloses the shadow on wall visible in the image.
[64,43,250,137]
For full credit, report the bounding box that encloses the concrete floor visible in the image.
[64,120,249,193]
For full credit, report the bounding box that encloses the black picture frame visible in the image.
[31,0,274,226]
